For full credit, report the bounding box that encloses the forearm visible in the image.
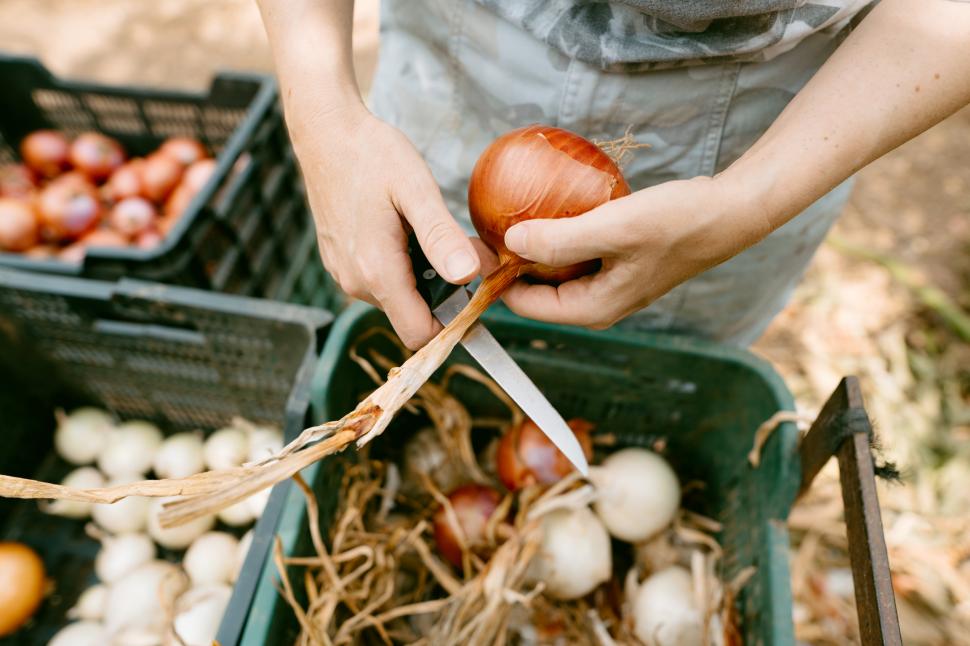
[256,0,364,137]
[723,0,970,235]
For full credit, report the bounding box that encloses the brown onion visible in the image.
[36,175,103,241]
[109,197,157,238]
[20,130,70,179]
[158,137,208,167]
[433,484,502,568]
[102,159,145,202]
[139,153,182,203]
[0,541,46,636]
[135,228,163,250]
[0,198,39,252]
[59,228,127,263]
[496,417,594,491]
[469,125,630,283]
[69,132,125,182]
[0,164,36,198]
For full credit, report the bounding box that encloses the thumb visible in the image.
[400,175,480,284]
[504,208,619,268]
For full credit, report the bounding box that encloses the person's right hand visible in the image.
[289,106,483,349]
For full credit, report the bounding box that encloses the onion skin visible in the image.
[69,132,125,182]
[496,418,594,491]
[102,159,145,202]
[469,125,630,283]
[20,130,70,179]
[0,541,46,636]
[433,484,502,568]
[0,198,39,252]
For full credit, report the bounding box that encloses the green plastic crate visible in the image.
[237,302,806,645]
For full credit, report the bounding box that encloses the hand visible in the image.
[498,175,770,329]
[290,107,483,348]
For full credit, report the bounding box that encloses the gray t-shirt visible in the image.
[476,0,876,69]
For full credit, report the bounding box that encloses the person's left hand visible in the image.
[495,175,772,329]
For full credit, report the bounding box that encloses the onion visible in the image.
[496,418,593,491]
[54,407,113,465]
[402,427,463,494]
[469,125,630,284]
[183,532,239,585]
[94,532,155,583]
[105,560,187,636]
[102,159,145,202]
[139,153,183,203]
[69,132,125,182]
[135,228,163,250]
[167,584,232,646]
[244,488,271,519]
[98,420,163,478]
[528,506,611,600]
[234,529,254,582]
[48,621,108,646]
[432,484,502,568]
[20,130,70,178]
[59,228,129,263]
[0,541,46,636]
[158,137,208,167]
[182,159,216,192]
[0,197,39,252]
[36,175,103,241]
[0,163,35,198]
[632,566,703,646]
[246,425,283,462]
[147,497,215,550]
[217,499,255,527]
[109,197,156,238]
[203,427,249,471]
[153,432,205,479]
[91,475,152,534]
[68,584,108,621]
[42,466,105,519]
[590,448,680,542]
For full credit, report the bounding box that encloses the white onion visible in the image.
[43,466,105,519]
[67,584,108,621]
[590,448,680,542]
[91,474,152,534]
[246,425,283,462]
[216,499,255,527]
[98,421,164,478]
[529,506,611,600]
[244,488,271,519]
[167,584,232,646]
[95,532,155,583]
[203,427,249,471]
[184,532,239,585]
[55,407,113,465]
[402,427,463,494]
[234,529,254,582]
[153,432,205,479]
[147,497,215,549]
[632,566,703,646]
[105,560,187,636]
[48,621,108,646]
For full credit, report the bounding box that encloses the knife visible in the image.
[408,235,589,476]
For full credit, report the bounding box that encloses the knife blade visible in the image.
[433,288,589,476]
[407,235,589,476]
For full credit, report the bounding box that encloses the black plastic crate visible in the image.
[0,268,332,645]
[0,54,336,309]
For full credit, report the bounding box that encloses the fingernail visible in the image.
[505,225,527,254]
[444,249,476,280]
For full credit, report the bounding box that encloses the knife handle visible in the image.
[407,233,459,311]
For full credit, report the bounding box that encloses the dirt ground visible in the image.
[1,1,967,644]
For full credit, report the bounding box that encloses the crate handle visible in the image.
[796,376,902,646]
